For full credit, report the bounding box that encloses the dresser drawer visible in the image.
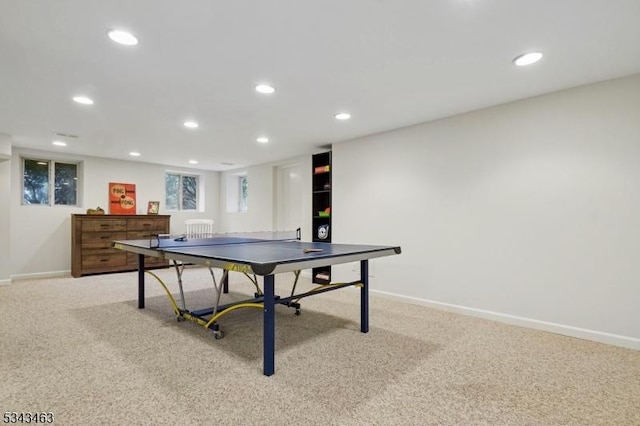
[82,246,123,256]
[82,231,127,246]
[126,230,158,240]
[82,219,127,232]
[128,218,167,231]
[82,253,127,269]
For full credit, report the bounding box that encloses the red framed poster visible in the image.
[109,182,136,214]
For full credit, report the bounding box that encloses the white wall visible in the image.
[218,155,313,238]
[276,163,305,232]
[0,133,10,160]
[9,148,220,277]
[0,134,11,283]
[332,73,640,348]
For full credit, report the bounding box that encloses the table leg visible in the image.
[263,274,275,376]
[223,272,229,294]
[138,254,146,309]
[360,260,369,333]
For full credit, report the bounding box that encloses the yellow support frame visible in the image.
[144,270,264,330]
[144,270,360,334]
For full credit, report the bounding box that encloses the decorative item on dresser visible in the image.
[71,214,170,277]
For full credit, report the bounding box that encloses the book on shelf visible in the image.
[315,272,330,281]
[314,165,330,174]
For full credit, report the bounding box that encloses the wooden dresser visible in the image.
[71,214,170,277]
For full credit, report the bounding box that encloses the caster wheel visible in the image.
[177,316,185,322]
[295,309,301,316]
[214,330,225,340]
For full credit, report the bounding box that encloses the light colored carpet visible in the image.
[1,268,638,425]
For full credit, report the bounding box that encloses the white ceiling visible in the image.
[1,1,639,171]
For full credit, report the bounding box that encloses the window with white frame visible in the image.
[22,158,79,206]
[165,172,199,211]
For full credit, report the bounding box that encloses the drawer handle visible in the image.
[100,258,110,262]
[142,223,151,227]
[100,224,110,228]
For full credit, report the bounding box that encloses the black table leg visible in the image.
[263,274,275,376]
[138,253,145,309]
[360,260,369,333]
[223,272,229,294]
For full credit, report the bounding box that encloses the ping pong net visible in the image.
[150,228,301,249]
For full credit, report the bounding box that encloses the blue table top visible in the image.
[114,236,401,275]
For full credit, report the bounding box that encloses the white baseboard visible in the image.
[371,289,640,351]
[10,270,71,281]
[0,278,11,286]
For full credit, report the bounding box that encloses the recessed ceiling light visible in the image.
[256,137,269,143]
[513,52,543,66]
[255,84,275,94]
[107,29,138,46]
[52,141,67,147]
[183,121,199,129]
[73,95,94,105]
[334,112,351,120]
[129,152,141,157]
[188,160,198,165]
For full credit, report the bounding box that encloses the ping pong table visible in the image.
[113,230,401,376]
